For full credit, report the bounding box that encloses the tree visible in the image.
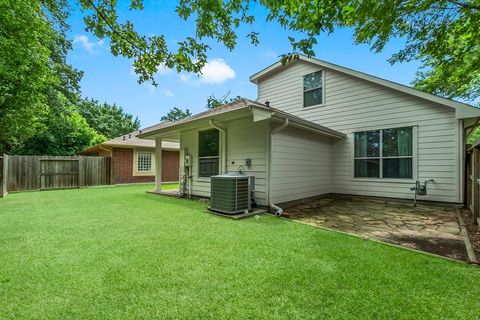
[0,0,59,153]
[78,99,140,139]
[19,101,105,156]
[206,91,242,110]
[39,0,477,102]
[1,0,113,155]
[160,107,192,122]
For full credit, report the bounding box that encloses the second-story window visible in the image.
[303,71,324,107]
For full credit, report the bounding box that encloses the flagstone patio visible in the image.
[285,196,468,261]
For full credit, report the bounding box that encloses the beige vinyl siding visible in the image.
[270,126,332,204]
[258,60,460,203]
[179,116,269,205]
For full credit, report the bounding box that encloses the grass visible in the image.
[0,184,479,319]
[160,182,179,190]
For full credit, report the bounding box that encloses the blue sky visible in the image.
[66,1,421,128]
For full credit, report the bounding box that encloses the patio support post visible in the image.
[155,137,162,192]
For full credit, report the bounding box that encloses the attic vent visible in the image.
[128,134,132,139]
[122,136,126,141]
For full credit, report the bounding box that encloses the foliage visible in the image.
[160,107,192,122]
[206,91,242,110]
[0,0,136,155]
[79,98,140,139]
[0,0,57,153]
[49,0,478,101]
[1,184,480,318]
[18,94,106,156]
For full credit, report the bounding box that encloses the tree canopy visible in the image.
[160,107,192,122]
[79,99,140,139]
[206,92,242,110]
[0,0,139,155]
[38,0,478,102]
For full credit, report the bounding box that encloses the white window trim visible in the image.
[302,70,326,108]
[133,148,155,176]
[350,126,418,183]
[197,129,220,178]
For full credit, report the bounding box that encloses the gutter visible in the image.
[99,145,112,157]
[209,119,227,174]
[268,118,289,216]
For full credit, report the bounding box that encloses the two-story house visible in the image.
[138,56,480,209]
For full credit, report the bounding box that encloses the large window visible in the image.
[198,129,219,177]
[137,151,153,172]
[354,127,413,179]
[303,71,324,107]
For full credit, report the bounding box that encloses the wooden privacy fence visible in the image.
[0,156,6,197]
[2,155,112,193]
[466,146,480,225]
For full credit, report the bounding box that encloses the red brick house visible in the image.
[81,131,179,184]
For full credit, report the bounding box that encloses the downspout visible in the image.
[268,118,289,216]
[99,145,112,157]
[209,119,227,174]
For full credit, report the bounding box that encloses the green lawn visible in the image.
[0,185,479,319]
[160,182,179,190]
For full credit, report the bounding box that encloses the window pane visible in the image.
[303,71,322,91]
[383,127,412,157]
[304,88,323,107]
[383,158,413,179]
[354,130,380,157]
[137,152,152,172]
[199,129,219,157]
[354,159,380,178]
[199,157,219,177]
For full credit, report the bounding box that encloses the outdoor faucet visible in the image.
[411,179,434,207]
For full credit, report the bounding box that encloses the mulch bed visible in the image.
[460,209,480,260]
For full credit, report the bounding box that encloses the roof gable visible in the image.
[250,56,480,119]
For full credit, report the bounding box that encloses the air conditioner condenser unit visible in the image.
[210,174,255,214]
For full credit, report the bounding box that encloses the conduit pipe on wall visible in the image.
[209,119,227,174]
[268,118,289,216]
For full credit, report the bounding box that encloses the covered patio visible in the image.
[285,196,474,261]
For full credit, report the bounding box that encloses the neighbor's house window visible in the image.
[137,151,153,172]
[303,71,324,107]
[354,127,413,179]
[198,129,219,177]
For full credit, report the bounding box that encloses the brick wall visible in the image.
[161,150,180,182]
[112,148,179,184]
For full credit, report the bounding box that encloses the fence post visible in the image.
[2,154,8,197]
[0,156,3,198]
[474,148,480,222]
[78,157,84,187]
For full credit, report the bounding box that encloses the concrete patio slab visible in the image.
[285,196,469,261]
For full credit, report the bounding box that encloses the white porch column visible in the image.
[155,137,162,192]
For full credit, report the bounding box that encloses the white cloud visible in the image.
[162,89,174,97]
[199,58,236,84]
[178,59,236,86]
[263,50,278,59]
[73,35,103,53]
[157,64,171,75]
[179,73,197,86]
